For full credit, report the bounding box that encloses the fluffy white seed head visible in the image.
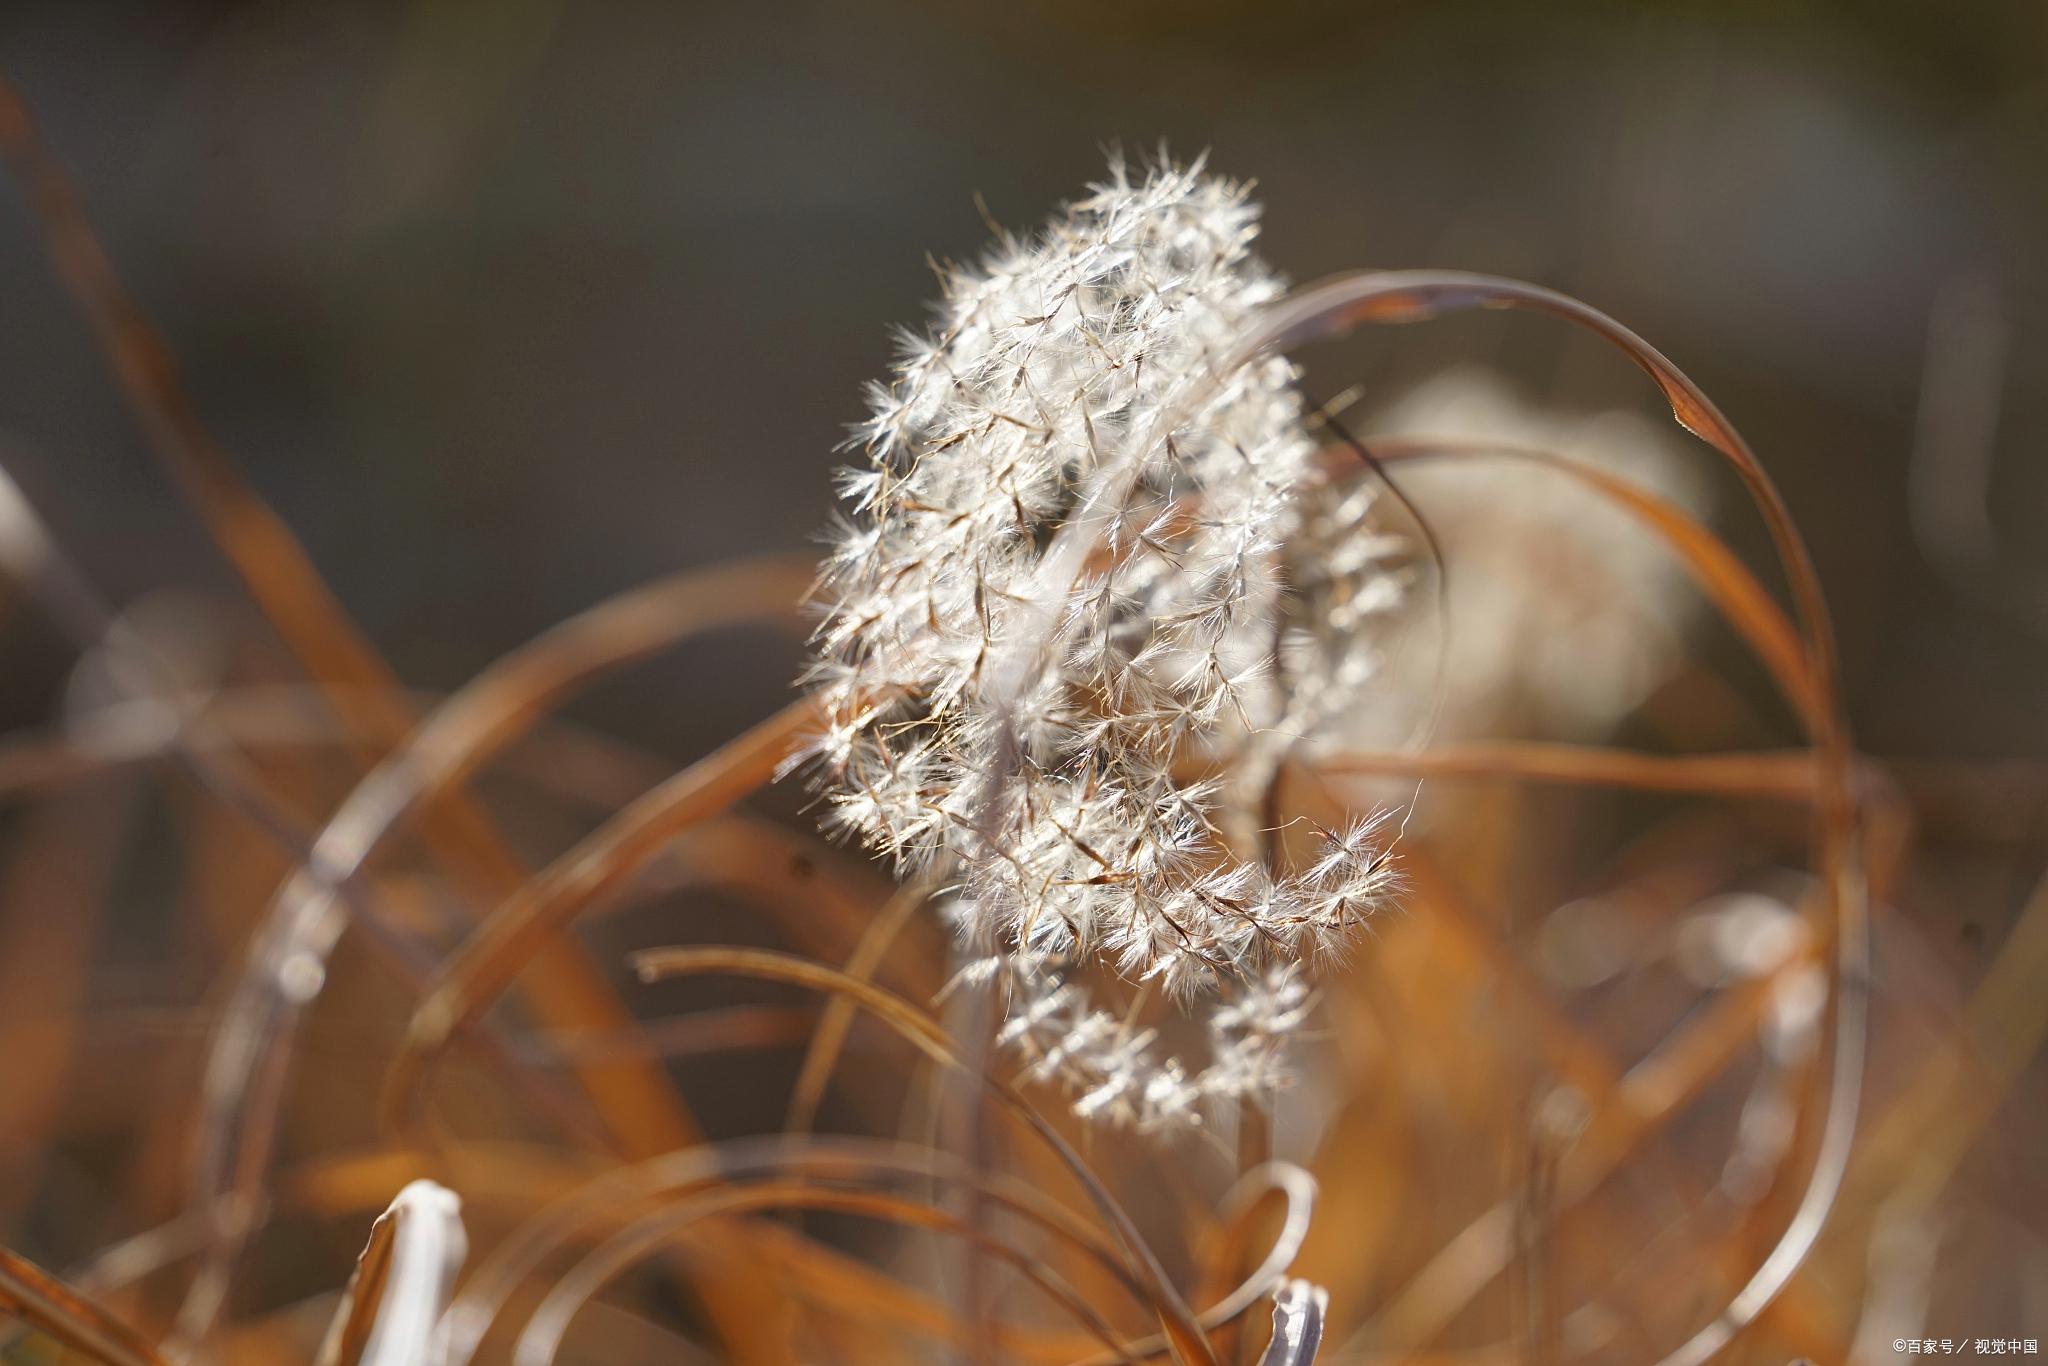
[803,154,1403,1128]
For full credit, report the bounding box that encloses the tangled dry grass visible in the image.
[1,79,2044,1366]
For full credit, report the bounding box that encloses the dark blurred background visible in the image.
[1,0,2043,777]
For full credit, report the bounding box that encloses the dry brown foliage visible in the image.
[1,74,2042,1366]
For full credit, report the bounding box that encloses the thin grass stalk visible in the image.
[1354,437,1815,717]
[0,1247,168,1366]
[188,561,810,1354]
[784,871,944,1137]
[626,946,1225,1366]
[384,698,820,1138]
[515,1182,1146,1366]
[1241,270,1865,1366]
[1317,741,1820,799]
[0,82,815,1358]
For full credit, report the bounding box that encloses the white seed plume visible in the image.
[803,155,1403,1129]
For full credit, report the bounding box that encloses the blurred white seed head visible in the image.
[800,154,1404,1129]
[1350,365,1711,742]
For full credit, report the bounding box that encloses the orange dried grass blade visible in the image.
[1343,960,1831,1361]
[0,781,138,1222]
[514,1181,1147,1366]
[323,555,812,832]
[744,1218,1107,1363]
[1584,787,1911,1187]
[409,1141,1020,1363]
[0,684,647,805]
[0,79,807,1360]
[644,814,912,968]
[1326,817,1860,1361]
[1361,437,1817,721]
[1813,855,2048,1284]
[186,561,813,1357]
[1576,762,1916,1357]
[755,1211,1284,1366]
[624,946,1222,1366]
[1291,791,1866,1356]
[432,1137,1157,1362]
[1256,271,1864,1366]
[354,701,815,1363]
[385,697,821,1134]
[537,1002,821,1066]
[1319,785,1914,1358]
[1319,742,1818,801]
[402,1133,1308,1365]
[1386,840,1623,1100]
[785,872,940,1138]
[0,1246,166,1366]
[1259,273,1848,774]
[0,78,399,734]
